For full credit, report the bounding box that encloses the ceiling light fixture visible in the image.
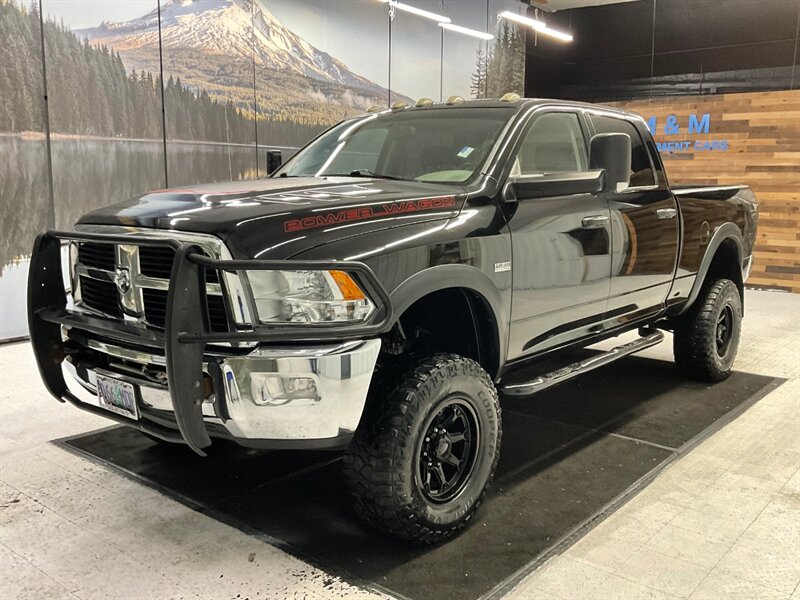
[498,10,573,43]
[438,22,495,41]
[537,25,573,42]
[379,0,451,24]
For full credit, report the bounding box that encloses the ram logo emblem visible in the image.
[114,267,132,294]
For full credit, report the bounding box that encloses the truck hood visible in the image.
[77,176,466,259]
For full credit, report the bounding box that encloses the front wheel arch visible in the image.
[388,264,508,378]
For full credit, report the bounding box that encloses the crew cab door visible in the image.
[587,114,680,325]
[503,110,612,360]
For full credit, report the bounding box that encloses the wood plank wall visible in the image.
[609,90,800,293]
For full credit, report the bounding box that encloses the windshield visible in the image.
[276,107,515,183]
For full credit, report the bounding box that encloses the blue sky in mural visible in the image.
[41,0,156,29]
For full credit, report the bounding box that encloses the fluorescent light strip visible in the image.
[498,10,546,29]
[439,22,494,41]
[537,25,573,42]
[498,10,573,43]
[380,0,450,23]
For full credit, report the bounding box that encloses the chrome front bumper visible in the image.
[63,339,381,448]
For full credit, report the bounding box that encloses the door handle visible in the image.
[657,208,677,220]
[581,215,609,229]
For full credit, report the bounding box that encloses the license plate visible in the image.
[96,374,139,420]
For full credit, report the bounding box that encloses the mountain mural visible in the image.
[76,0,407,127]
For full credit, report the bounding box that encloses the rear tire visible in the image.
[673,278,742,382]
[343,353,501,544]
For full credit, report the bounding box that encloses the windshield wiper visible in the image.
[324,169,405,181]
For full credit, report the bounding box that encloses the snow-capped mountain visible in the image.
[76,0,391,99]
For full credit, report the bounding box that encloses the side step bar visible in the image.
[501,329,665,397]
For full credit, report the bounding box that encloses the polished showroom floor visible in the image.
[1,289,798,600]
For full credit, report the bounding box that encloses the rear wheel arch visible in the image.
[681,223,744,315]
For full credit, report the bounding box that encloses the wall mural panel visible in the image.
[253,0,391,173]
[158,0,258,185]
[0,0,527,340]
[391,0,444,102]
[480,0,526,99]
[42,0,167,226]
[0,0,51,340]
[442,0,489,100]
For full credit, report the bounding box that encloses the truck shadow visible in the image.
[57,357,779,600]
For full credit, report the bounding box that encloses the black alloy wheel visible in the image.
[673,278,742,382]
[715,304,735,357]
[417,399,479,503]
[343,353,502,544]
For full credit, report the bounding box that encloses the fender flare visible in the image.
[679,222,744,315]
[389,264,509,374]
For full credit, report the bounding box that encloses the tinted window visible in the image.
[590,115,656,187]
[514,112,588,175]
[278,107,515,183]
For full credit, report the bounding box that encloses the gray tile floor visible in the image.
[508,290,800,600]
[1,290,798,600]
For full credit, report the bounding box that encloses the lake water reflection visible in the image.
[0,136,273,340]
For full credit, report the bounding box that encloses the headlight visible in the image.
[246,270,375,324]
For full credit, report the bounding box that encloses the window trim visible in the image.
[499,107,592,182]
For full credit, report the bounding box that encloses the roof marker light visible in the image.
[416,97,434,107]
[446,95,465,105]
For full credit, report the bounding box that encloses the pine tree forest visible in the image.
[0,0,322,146]
[470,22,525,99]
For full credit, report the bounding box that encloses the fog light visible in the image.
[250,374,320,406]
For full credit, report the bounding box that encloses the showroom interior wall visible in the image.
[0,0,527,341]
[524,0,800,293]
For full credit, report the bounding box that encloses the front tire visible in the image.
[673,278,742,382]
[343,353,501,544]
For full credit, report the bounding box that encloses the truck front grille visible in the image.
[78,242,115,271]
[139,245,175,279]
[75,242,229,332]
[141,288,168,327]
[79,275,123,318]
[138,245,221,283]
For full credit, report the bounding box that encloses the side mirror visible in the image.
[590,133,631,193]
[504,171,605,201]
[266,150,283,175]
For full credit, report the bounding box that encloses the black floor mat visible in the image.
[57,358,781,600]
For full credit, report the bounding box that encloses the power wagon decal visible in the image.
[283,196,457,232]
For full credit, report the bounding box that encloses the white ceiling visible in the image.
[529,0,639,12]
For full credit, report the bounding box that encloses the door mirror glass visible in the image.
[505,171,605,201]
[266,150,283,175]
[590,133,631,192]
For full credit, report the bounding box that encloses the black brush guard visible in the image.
[28,230,393,455]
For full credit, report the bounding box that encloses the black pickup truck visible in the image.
[29,96,758,543]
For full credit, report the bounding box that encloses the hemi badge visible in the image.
[494,261,511,273]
